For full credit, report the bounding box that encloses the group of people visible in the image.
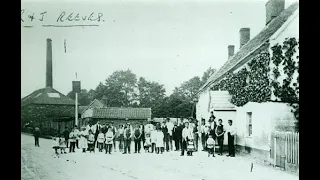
[199,111,236,157]
[34,112,236,158]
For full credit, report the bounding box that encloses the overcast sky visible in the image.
[21,0,297,98]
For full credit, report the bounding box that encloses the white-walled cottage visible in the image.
[195,0,299,166]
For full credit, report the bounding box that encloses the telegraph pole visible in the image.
[74,73,80,127]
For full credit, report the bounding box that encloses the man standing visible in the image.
[110,121,117,152]
[95,122,101,148]
[134,124,142,153]
[209,116,217,140]
[180,121,190,156]
[166,118,174,151]
[161,121,170,152]
[123,123,132,154]
[200,119,206,151]
[63,126,69,148]
[193,120,199,151]
[33,127,40,147]
[176,120,184,152]
[69,127,77,153]
[172,124,179,151]
[73,125,80,149]
[215,119,225,155]
[227,120,236,157]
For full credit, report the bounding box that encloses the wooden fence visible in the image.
[270,131,299,172]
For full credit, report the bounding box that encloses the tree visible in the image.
[138,77,167,117]
[67,89,92,106]
[201,67,216,85]
[175,76,203,99]
[104,69,138,107]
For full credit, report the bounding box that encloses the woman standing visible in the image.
[187,123,195,156]
[79,126,88,153]
[105,127,114,154]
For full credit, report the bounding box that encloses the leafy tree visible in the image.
[104,69,138,107]
[67,89,92,106]
[201,67,216,85]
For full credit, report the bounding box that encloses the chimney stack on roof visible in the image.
[228,45,235,59]
[239,28,250,49]
[265,0,285,25]
[46,38,53,88]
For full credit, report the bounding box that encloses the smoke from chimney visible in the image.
[46,38,53,88]
[265,0,285,25]
[239,28,250,49]
[228,45,235,59]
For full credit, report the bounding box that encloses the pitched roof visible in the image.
[21,87,75,107]
[80,99,104,114]
[78,106,88,114]
[197,2,299,95]
[92,107,151,120]
[209,91,235,110]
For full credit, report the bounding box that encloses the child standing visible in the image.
[87,130,95,153]
[59,134,67,154]
[52,133,60,155]
[206,134,215,157]
[151,127,157,153]
[144,133,152,153]
[105,127,114,154]
[97,129,105,152]
[155,128,164,154]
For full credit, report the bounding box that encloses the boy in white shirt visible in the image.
[206,134,215,157]
[227,120,236,157]
[97,129,105,152]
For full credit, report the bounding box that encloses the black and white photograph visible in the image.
[21,0,299,179]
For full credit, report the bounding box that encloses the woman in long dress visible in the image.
[155,128,164,154]
[79,126,89,153]
[187,123,195,156]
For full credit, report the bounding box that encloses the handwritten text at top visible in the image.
[21,9,105,24]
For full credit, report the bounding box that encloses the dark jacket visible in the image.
[161,125,169,140]
[172,126,179,141]
[33,129,40,137]
[63,129,70,140]
[176,125,184,139]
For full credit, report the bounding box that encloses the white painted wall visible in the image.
[196,89,210,121]
[235,102,296,151]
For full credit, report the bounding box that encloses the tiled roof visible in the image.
[92,107,151,120]
[78,106,88,114]
[21,87,75,107]
[197,2,299,95]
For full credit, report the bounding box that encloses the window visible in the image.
[247,112,252,136]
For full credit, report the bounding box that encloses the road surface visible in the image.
[21,134,298,180]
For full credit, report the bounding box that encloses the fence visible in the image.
[270,131,299,173]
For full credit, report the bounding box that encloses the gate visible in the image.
[270,131,299,173]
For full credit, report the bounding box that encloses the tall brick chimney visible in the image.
[239,28,250,49]
[265,0,285,25]
[46,38,53,87]
[228,45,235,59]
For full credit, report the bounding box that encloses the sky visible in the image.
[21,0,297,98]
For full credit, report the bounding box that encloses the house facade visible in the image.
[21,87,77,135]
[195,0,299,167]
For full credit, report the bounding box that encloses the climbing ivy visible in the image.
[209,37,299,130]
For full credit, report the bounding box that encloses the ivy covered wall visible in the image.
[210,37,299,131]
